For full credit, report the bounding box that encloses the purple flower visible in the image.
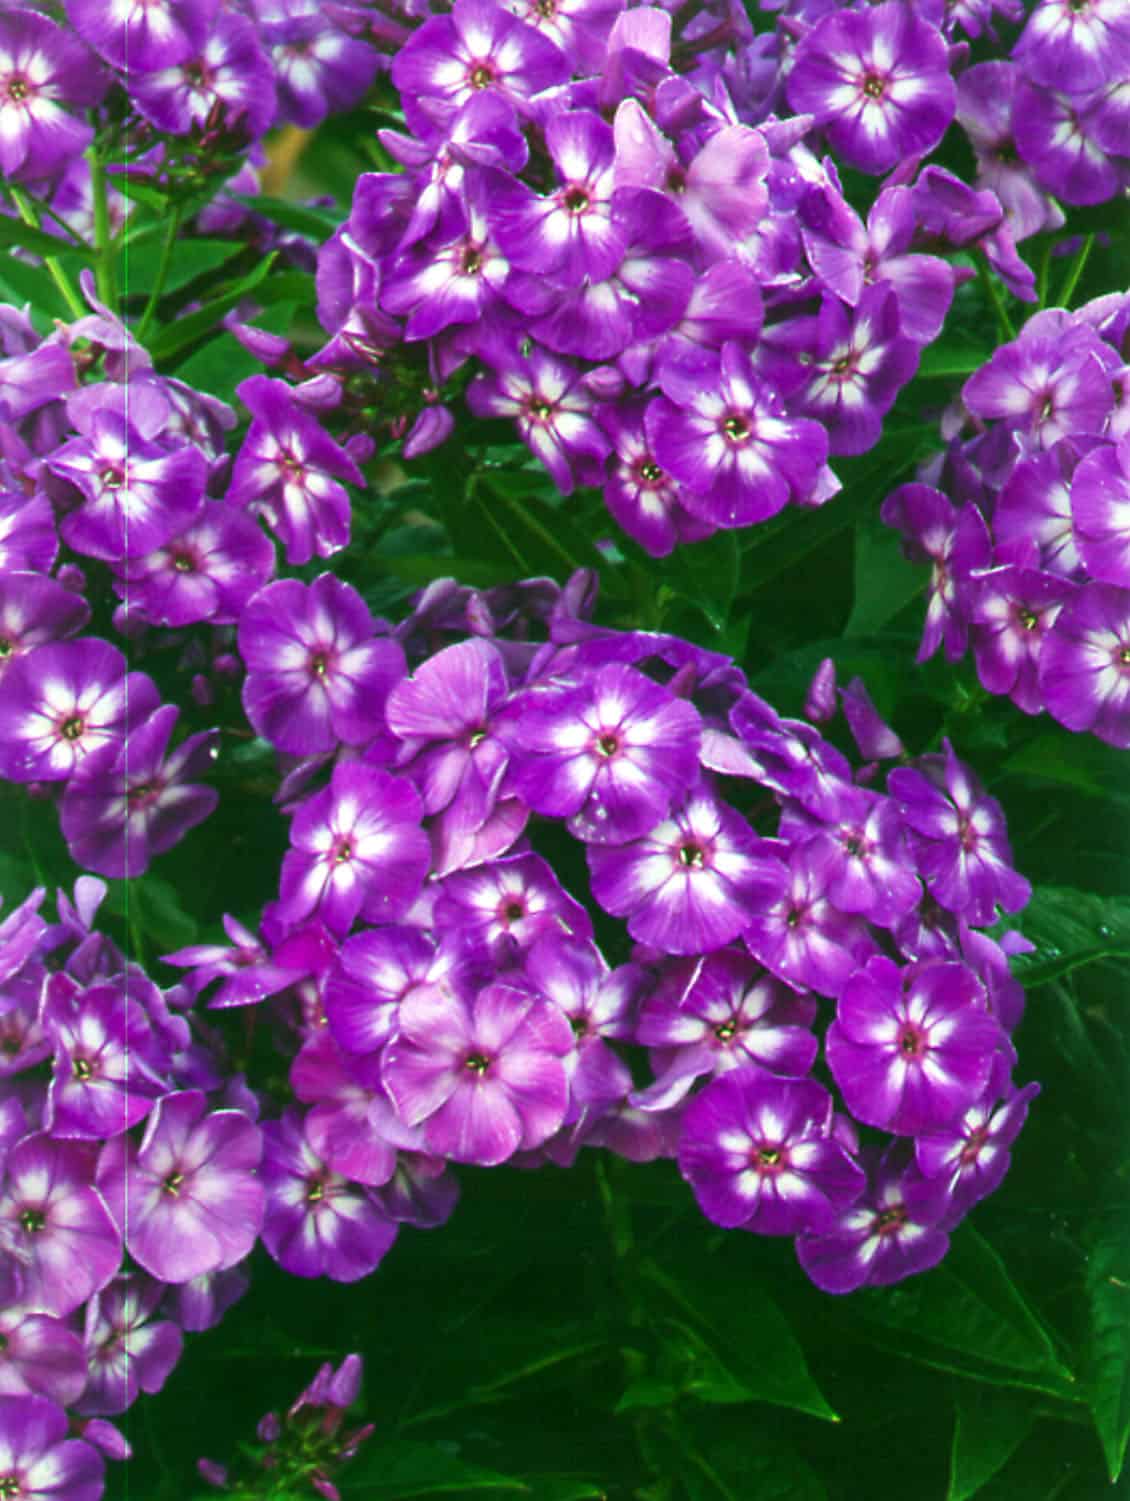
[1039,582,1130,747]
[880,485,991,662]
[467,343,610,495]
[598,400,714,558]
[75,1273,183,1417]
[95,1090,264,1284]
[390,0,569,137]
[266,12,378,128]
[130,12,277,140]
[59,704,218,879]
[0,1135,121,1318]
[114,502,275,628]
[888,743,1031,925]
[228,376,361,565]
[278,763,430,934]
[1013,0,1130,95]
[385,637,512,830]
[786,2,955,175]
[42,975,168,1139]
[678,1071,864,1234]
[796,1147,951,1294]
[381,978,573,1165]
[826,956,1004,1136]
[239,574,405,755]
[1072,437,1130,588]
[647,342,828,528]
[0,1268,86,1405]
[487,110,625,285]
[523,935,636,1117]
[0,638,159,783]
[324,925,483,1058]
[0,1394,104,1501]
[435,852,592,959]
[993,448,1081,579]
[786,788,921,929]
[916,1081,1039,1221]
[292,1032,421,1187]
[0,573,89,682]
[65,0,218,73]
[0,11,107,183]
[962,321,1114,448]
[632,948,818,1112]
[967,566,1074,715]
[0,494,57,575]
[260,1110,399,1282]
[507,661,702,842]
[587,787,780,956]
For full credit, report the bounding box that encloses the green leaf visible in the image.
[231,193,341,242]
[846,522,924,636]
[102,874,198,953]
[344,1440,528,1497]
[150,254,278,361]
[0,255,72,318]
[1010,886,1130,988]
[123,237,245,297]
[528,1482,606,1501]
[666,530,741,632]
[915,344,991,380]
[0,213,92,262]
[640,1257,839,1422]
[850,1229,1075,1396]
[615,1376,682,1414]
[948,1386,1034,1500]
[1084,1220,1130,1481]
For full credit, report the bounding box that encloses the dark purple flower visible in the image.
[0,494,57,575]
[786,2,955,175]
[796,1147,951,1293]
[0,1394,104,1501]
[95,1090,264,1284]
[588,787,780,956]
[826,956,1004,1135]
[260,1110,399,1281]
[967,566,1074,715]
[266,13,378,128]
[75,1273,183,1417]
[381,979,573,1165]
[523,935,636,1117]
[239,574,405,755]
[278,762,430,934]
[228,376,361,565]
[1013,0,1130,95]
[60,704,219,879]
[0,1135,121,1318]
[888,743,1031,925]
[598,400,714,557]
[0,638,159,783]
[647,342,828,527]
[880,484,992,662]
[0,11,107,183]
[788,787,922,929]
[0,1265,86,1405]
[679,1071,864,1234]
[507,661,701,842]
[1039,582,1130,747]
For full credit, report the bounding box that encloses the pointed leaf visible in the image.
[640,1257,839,1422]
[948,1385,1034,1500]
[1085,1220,1130,1481]
[346,1441,528,1497]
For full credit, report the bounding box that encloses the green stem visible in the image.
[1035,239,1054,310]
[8,187,84,318]
[490,484,586,578]
[1055,232,1094,311]
[135,203,183,347]
[85,147,117,309]
[976,254,1016,342]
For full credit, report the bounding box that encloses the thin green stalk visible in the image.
[85,147,117,308]
[1035,239,1054,310]
[1055,232,1095,311]
[135,203,183,347]
[976,254,1016,342]
[492,485,585,577]
[8,186,84,318]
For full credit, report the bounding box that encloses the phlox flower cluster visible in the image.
[883,291,1130,746]
[0,0,382,187]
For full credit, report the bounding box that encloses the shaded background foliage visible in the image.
[2,12,1129,1500]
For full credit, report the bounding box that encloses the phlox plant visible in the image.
[0,0,1127,1499]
